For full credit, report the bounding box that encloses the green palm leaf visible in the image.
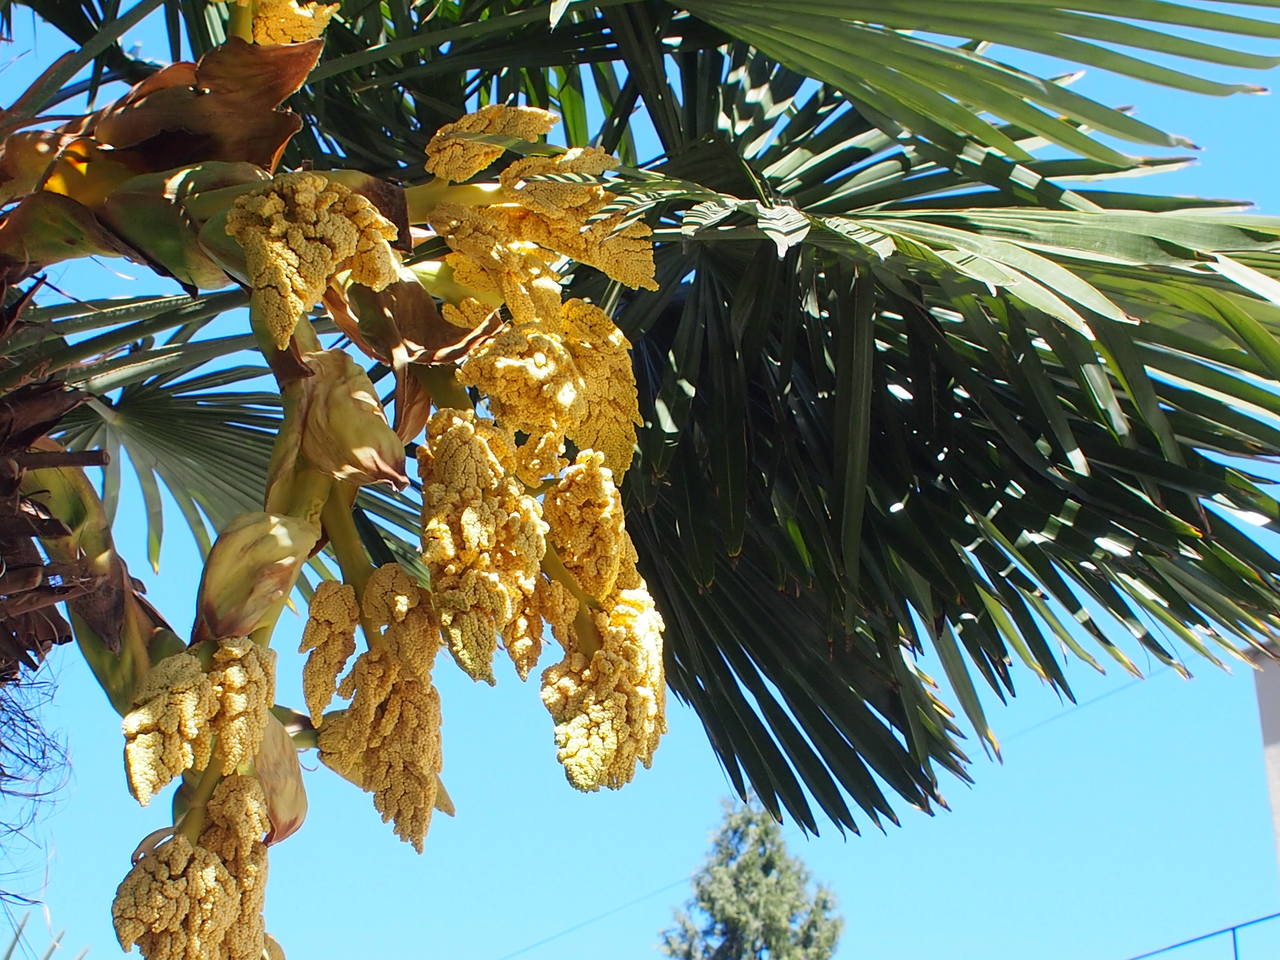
[12,0,1280,832]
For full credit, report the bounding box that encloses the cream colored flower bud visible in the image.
[297,349,408,489]
[193,513,320,644]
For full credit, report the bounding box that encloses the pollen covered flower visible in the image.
[318,565,444,852]
[541,588,667,791]
[419,409,547,683]
[112,835,239,960]
[457,320,586,484]
[425,105,558,182]
[252,0,338,44]
[123,652,217,806]
[543,451,629,600]
[226,172,399,350]
[495,205,657,293]
[299,580,358,725]
[441,296,499,330]
[199,776,271,960]
[498,147,618,221]
[428,203,562,324]
[209,636,277,775]
[560,299,643,476]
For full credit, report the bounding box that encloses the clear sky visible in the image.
[5,7,1280,960]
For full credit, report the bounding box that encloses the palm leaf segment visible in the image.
[13,0,1280,833]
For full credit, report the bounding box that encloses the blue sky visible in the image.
[6,6,1280,960]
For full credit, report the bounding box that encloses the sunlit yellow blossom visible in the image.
[429,204,562,324]
[543,451,628,599]
[540,588,666,791]
[252,0,337,44]
[366,674,441,849]
[199,776,270,960]
[494,205,657,292]
[499,147,618,221]
[419,409,547,683]
[320,668,443,852]
[317,565,444,852]
[560,299,643,476]
[441,296,499,330]
[209,636,276,775]
[299,580,358,726]
[226,172,398,350]
[534,576,579,653]
[122,652,217,806]
[425,105,558,182]
[457,321,586,484]
[502,597,544,682]
[361,563,440,678]
[361,562,419,630]
[112,836,239,960]
[321,651,441,848]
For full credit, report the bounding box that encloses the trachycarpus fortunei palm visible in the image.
[1,3,665,956]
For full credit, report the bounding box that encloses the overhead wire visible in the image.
[490,875,692,960]
[490,662,1197,959]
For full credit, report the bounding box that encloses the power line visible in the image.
[1121,909,1280,960]
[1004,668,1170,743]
[490,875,691,960]
[490,666,1213,960]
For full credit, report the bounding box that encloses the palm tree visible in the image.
[5,0,1280,845]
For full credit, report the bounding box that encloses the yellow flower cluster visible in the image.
[456,319,584,484]
[428,202,563,326]
[541,588,666,791]
[558,299,644,478]
[440,295,498,330]
[251,0,338,44]
[419,409,547,683]
[420,106,657,335]
[542,451,628,598]
[425,105,559,182]
[121,638,276,807]
[498,147,618,221]
[455,298,640,483]
[498,205,657,293]
[209,636,277,775]
[199,776,272,960]
[226,172,398,350]
[537,453,666,790]
[318,564,446,852]
[299,580,358,725]
[123,652,217,806]
[112,836,239,960]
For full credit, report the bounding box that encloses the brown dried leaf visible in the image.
[86,39,322,172]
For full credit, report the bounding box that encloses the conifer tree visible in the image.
[661,800,843,960]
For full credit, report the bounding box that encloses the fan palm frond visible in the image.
[8,0,1280,831]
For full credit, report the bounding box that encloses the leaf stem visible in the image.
[320,489,387,651]
[404,179,503,222]
[227,2,254,42]
[175,757,222,845]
